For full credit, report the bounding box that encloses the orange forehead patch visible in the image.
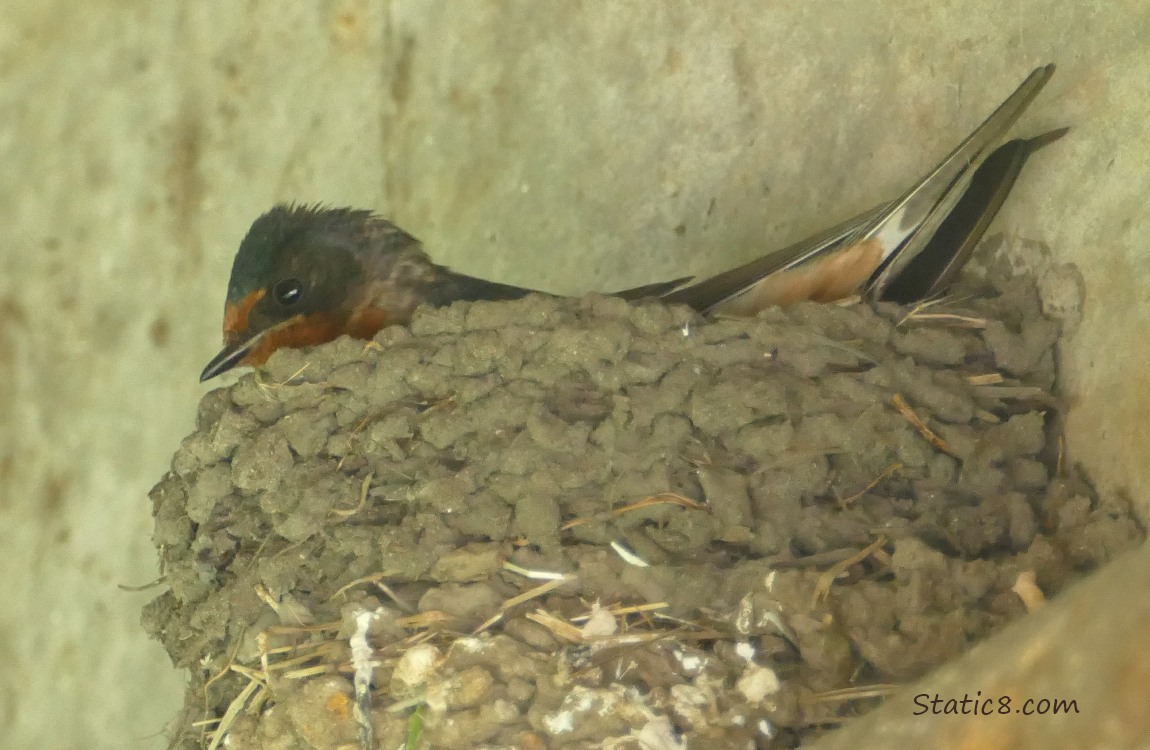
[223,288,266,339]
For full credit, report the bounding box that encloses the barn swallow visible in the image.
[201,64,1064,382]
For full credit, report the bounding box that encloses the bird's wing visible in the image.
[661,64,1061,314]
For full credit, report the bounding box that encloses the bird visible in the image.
[201,64,1065,382]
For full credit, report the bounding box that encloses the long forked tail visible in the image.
[660,65,1063,314]
[878,127,1068,303]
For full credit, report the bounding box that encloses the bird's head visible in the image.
[200,204,417,381]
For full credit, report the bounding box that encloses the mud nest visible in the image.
[145,250,1142,749]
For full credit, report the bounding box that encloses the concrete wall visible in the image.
[1,2,1146,748]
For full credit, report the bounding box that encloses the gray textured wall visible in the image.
[2,2,1146,748]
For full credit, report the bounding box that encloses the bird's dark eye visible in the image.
[272,278,303,307]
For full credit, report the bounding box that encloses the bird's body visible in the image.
[202,65,1065,382]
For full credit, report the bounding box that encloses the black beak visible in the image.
[199,332,266,382]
